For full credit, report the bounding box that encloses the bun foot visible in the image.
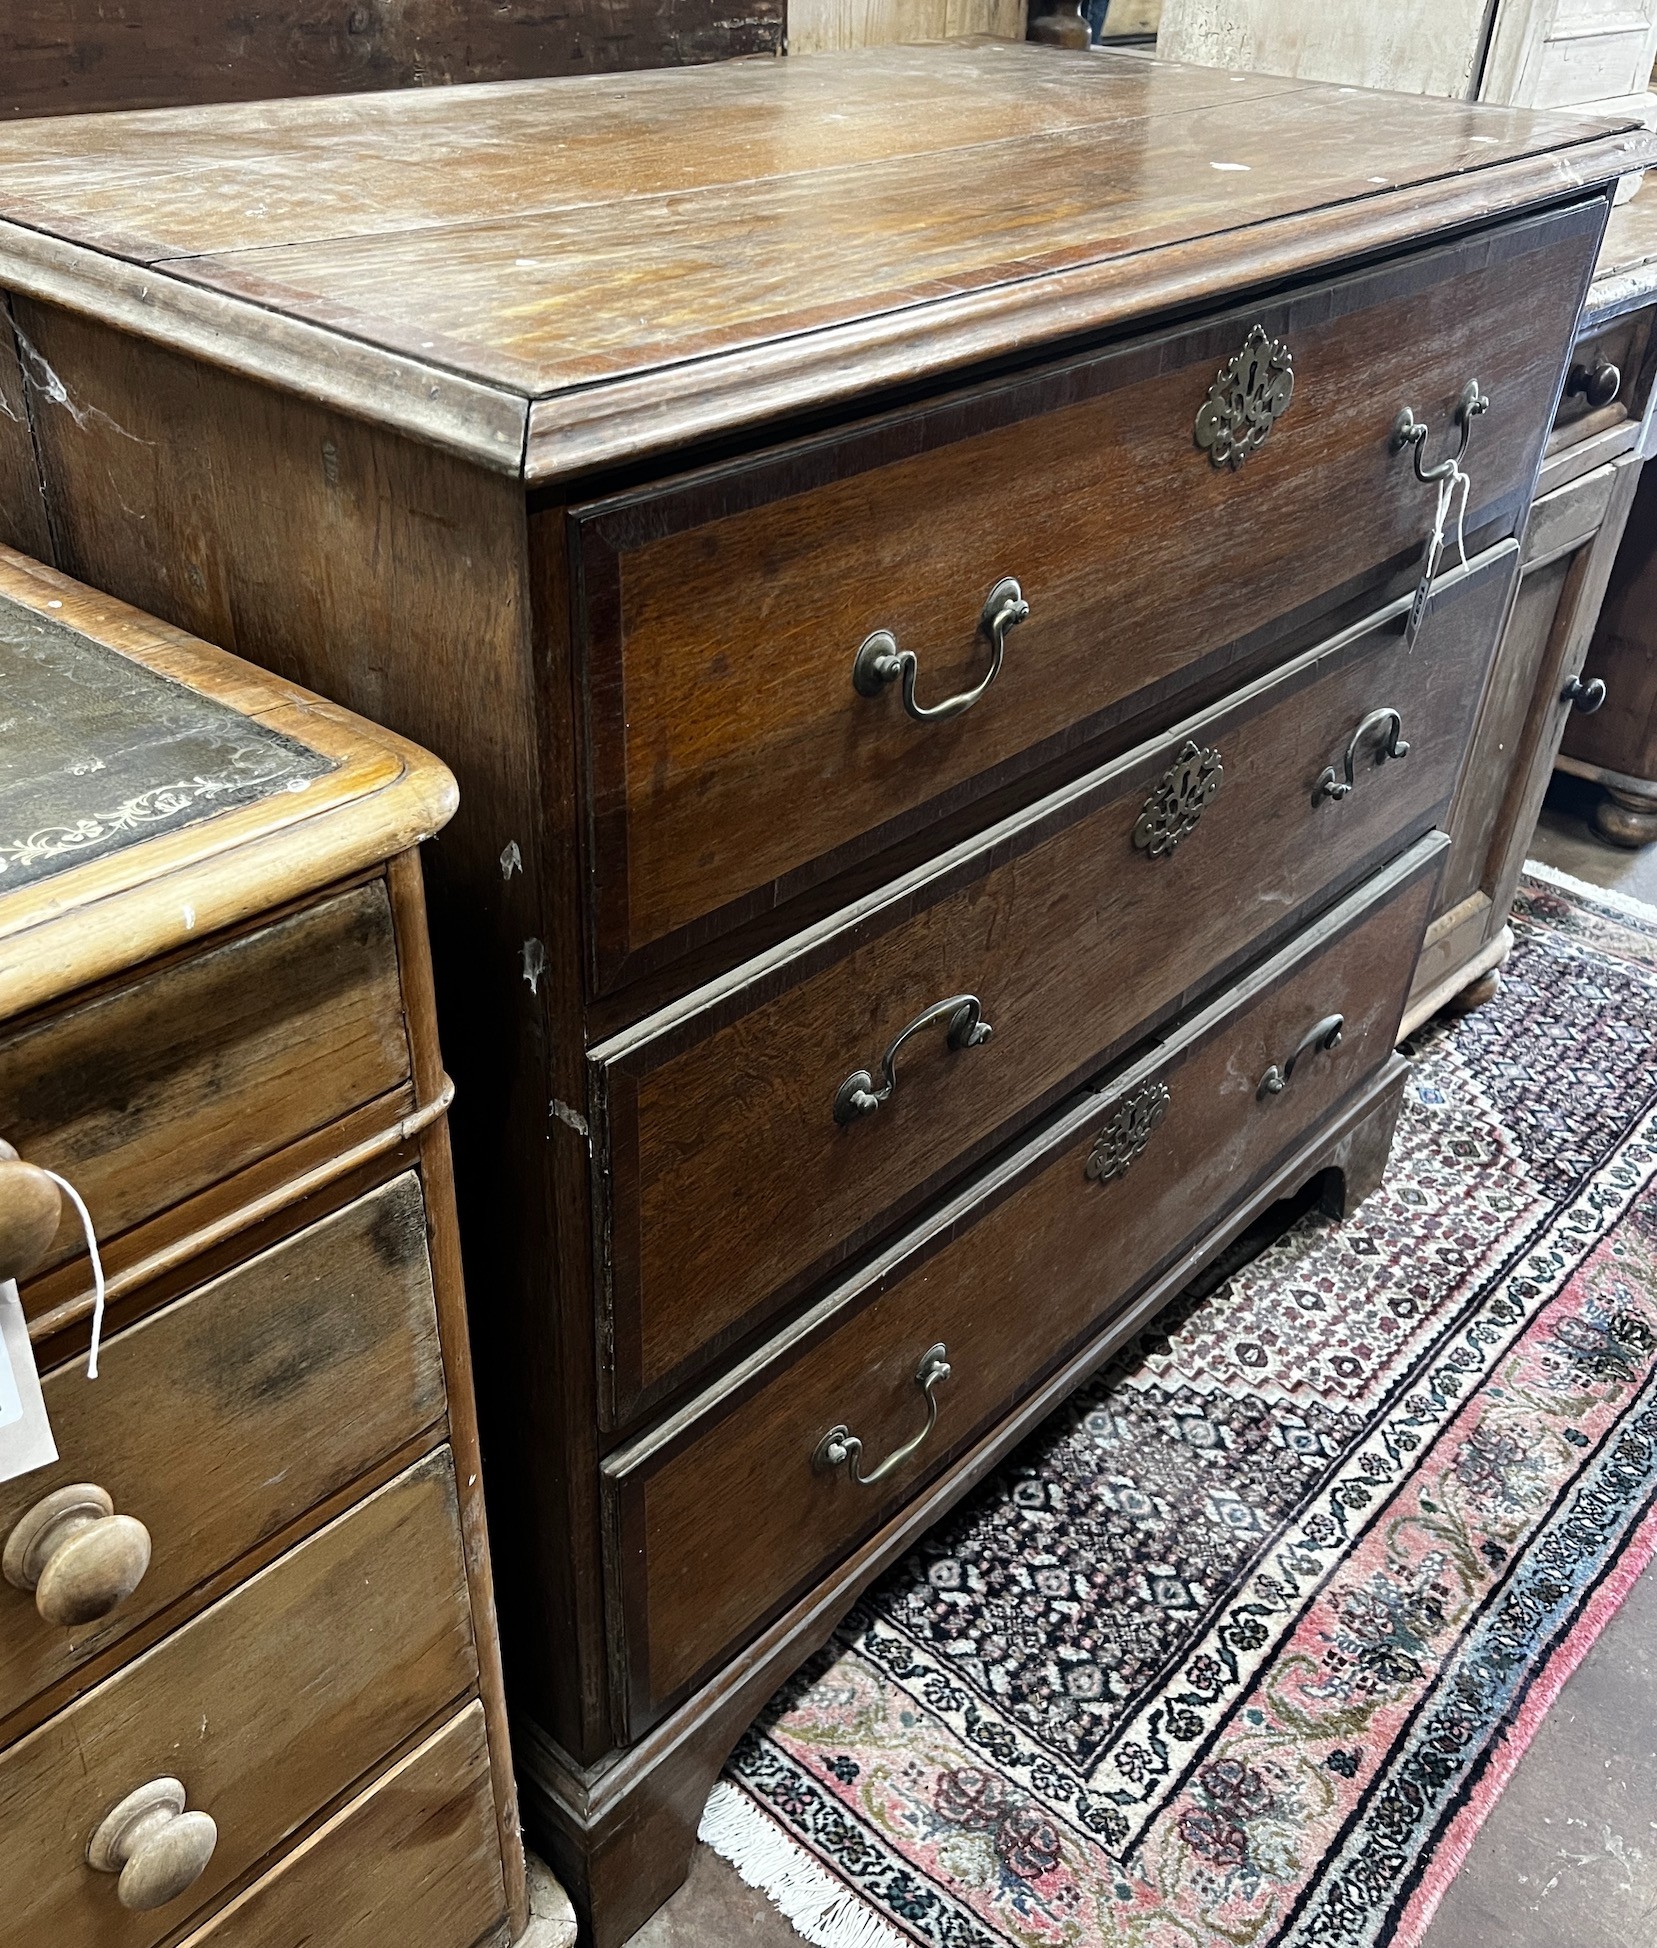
[1592,787,1657,850]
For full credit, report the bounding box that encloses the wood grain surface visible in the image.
[0,881,411,1285]
[0,0,781,121]
[0,44,1646,477]
[0,1449,477,1948]
[175,1704,508,1948]
[606,842,1442,1726]
[1564,455,1657,779]
[0,1173,445,1729]
[594,548,1514,1423]
[576,202,1595,983]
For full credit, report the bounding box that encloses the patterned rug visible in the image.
[702,864,1657,1948]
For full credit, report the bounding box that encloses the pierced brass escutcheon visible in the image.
[1194,325,1295,469]
[1134,741,1223,858]
[1085,1082,1171,1184]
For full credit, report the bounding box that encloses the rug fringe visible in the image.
[1524,857,1657,924]
[700,1781,914,1948]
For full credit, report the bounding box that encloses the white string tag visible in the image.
[1403,461,1471,653]
[0,1277,58,1483]
[42,1171,108,1379]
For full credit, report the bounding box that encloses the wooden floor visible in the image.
[564,773,1657,1948]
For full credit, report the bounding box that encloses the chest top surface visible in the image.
[0,547,457,1021]
[0,42,1653,479]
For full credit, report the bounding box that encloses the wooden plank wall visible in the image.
[788,0,1023,54]
[0,0,784,119]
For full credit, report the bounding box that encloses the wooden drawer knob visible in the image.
[3,1483,152,1626]
[0,1149,63,1284]
[88,1777,218,1911]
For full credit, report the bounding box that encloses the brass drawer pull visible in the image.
[4,1482,152,1627]
[1318,707,1410,800]
[852,577,1028,723]
[1392,379,1488,485]
[834,994,992,1125]
[1562,674,1607,715]
[814,1343,951,1487]
[88,1777,218,1911]
[1258,1014,1345,1100]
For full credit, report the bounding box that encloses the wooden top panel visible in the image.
[1601,176,1657,283]
[1584,175,1657,324]
[0,42,1650,478]
[0,546,458,1020]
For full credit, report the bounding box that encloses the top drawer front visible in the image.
[0,880,412,1295]
[574,200,1601,990]
[593,546,1515,1425]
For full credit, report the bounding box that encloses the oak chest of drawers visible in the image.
[0,553,525,1947]
[0,40,1651,1947]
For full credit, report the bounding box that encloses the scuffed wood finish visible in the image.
[0,304,51,559]
[596,550,1513,1420]
[0,1452,476,1948]
[0,45,1647,476]
[0,0,781,121]
[0,1174,445,1730]
[608,842,1443,1726]
[577,206,1594,981]
[0,881,411,1291]
[175,1705,509,1948]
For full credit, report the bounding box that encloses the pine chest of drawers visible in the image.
[0,40,1651,1946]
[0,555,525,1946]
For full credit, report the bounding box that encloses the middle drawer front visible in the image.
[0,1171,447,1726]
[593,545,1514,1423]
[0,1449,478,1948]
[605,837,1444,1730]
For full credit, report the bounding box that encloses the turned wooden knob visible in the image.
[87,1778,218,1911]
[4,1483,152,1626]
[0,1149,62,1284]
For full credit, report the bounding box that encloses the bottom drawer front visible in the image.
[0,1450,477,1948]
[177,1705,507,1948]
[608,836,1444,1725]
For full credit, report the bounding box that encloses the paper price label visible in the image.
[0,1278,57,1484]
